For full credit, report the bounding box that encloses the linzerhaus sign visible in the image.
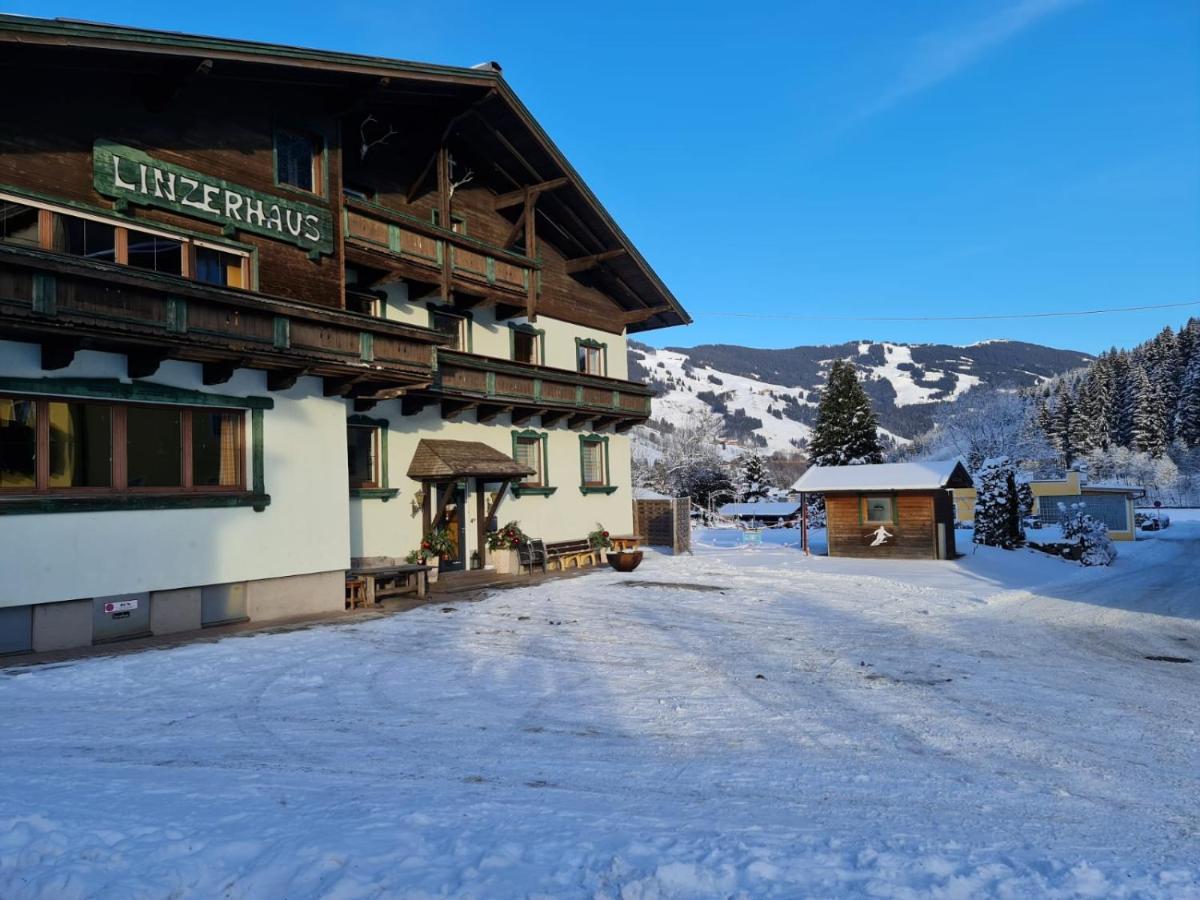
[93,139,334,255]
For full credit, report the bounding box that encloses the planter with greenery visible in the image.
[486,521,526,574]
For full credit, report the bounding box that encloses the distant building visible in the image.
[952,469,1144,541]
[717,501,803,525]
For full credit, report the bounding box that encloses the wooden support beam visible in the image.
[440,398,477,420]
[127,350,167,379]
[510,407,540,426]
[568,413,593,430]
[619,304,673,326]
[402,396,433,416]
[430,482,456,531]
[540,411,569,428]
[202,361,237,386]
[564,248,627,274]
[501,207,526,251]
[524,190,538,321]
[353,398,379,412]
[614,420,638,434]
[493,302,525,322]
[323,376,366,397]
[492,177,570,210]
[591,416,621,431]
[475,403,511,424]
[40,340,77,371]
[267,368,308,392]
[486,479,511,522]
[476,482,487,569]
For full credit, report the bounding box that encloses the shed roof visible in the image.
[718,502,803,518]
[407,439,533,481]
[792,460,973,493]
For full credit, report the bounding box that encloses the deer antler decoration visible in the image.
[360,115,397,160]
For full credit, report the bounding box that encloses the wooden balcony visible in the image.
[343,197,535,313]
[402,349,653,431]
[0,244,441,405]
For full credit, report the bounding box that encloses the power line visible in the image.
[696,299,1200,323]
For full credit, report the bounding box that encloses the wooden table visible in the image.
[347,563,432,605]
[608,534,644,551]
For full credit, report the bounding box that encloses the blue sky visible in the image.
[8,0,1199,353]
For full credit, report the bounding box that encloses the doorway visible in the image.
[436,480,468,572]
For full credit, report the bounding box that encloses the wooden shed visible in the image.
[792,461,973,561]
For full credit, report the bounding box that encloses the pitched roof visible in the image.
[0,15,690,333]
[407,439,533,481]
[791,460,973,493]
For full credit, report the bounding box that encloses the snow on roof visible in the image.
[718,502,803,518]
[633,487,673,500]
[791,460,971,493]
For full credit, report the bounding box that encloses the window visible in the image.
[0,395,245,496]
[276,129,323,195]
[47,401,112,488]
[52,214,116,262]
[0,201,39,248]
[0,398,37,490]
[1,191,251,289]
[194,245,246,288]
[127,230,183,276]
[512,329,539,365]
[347,425,378,488]
[511,430,554,497]
[429,309,468,351]
[865,496,894,523]
[431,209,466,234]
[578,435,615,494]
[577,339,606,376]
[345,290,381,317]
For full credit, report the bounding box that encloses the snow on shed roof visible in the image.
[791,460,972,493]
[718,501,803,518]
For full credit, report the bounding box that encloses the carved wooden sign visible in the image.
[92,139,334,255]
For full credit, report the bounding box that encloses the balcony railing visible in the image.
[343,197,536,301]
[407,349,652,430]
[0,243,440,400]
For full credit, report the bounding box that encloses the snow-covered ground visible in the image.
[3,523,1199,898]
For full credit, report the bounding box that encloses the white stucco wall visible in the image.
[349,404,634,562]
[379,282,629,379]
[0,340,350,608]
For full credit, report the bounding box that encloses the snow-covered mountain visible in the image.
[629,339,1093,457]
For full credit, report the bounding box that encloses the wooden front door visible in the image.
[436,481,468,572]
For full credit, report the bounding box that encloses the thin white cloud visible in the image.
[859,0,1086,119]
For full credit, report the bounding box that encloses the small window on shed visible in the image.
[865,496,894,523]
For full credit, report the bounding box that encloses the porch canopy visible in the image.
[407,439,533,565]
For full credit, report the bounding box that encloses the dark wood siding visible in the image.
[825,493,940,560]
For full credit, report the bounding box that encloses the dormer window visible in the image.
[275,129,323,196]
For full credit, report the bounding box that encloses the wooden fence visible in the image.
[633,497,691,555]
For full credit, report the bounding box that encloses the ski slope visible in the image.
[1,523,1198,898]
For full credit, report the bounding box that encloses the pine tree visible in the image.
[1045,380,1076,465]
[1069,362,1112,456]
[1176,349,1200,447]
[1131,365,1169,457]
[973,457,1025,549]
[733,451,772,501]
[808,360,884,466]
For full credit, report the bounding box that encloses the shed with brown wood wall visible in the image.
[793,461,973,561]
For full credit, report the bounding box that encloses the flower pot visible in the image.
[426,558,440,583]
[607,550,643,572]
[494,548,519,575]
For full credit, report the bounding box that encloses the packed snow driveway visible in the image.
[2,527,1198,898]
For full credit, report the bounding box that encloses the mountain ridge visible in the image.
[629,338,1094,455]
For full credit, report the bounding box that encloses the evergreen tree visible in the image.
[1045,379,1076,465]
[808,360,884,466]
[1176,350,1200,447]
[733,451,772,501]
[1131,365,1169,457]
[973,457,1025,549]
[1069,362,1112,456]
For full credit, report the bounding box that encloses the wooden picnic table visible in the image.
[347,562,432,606]
[608,534,644,551]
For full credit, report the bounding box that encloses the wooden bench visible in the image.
[545,539,598,571]
[347,561,432,604]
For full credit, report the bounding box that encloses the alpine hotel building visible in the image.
[0,17,689,653]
